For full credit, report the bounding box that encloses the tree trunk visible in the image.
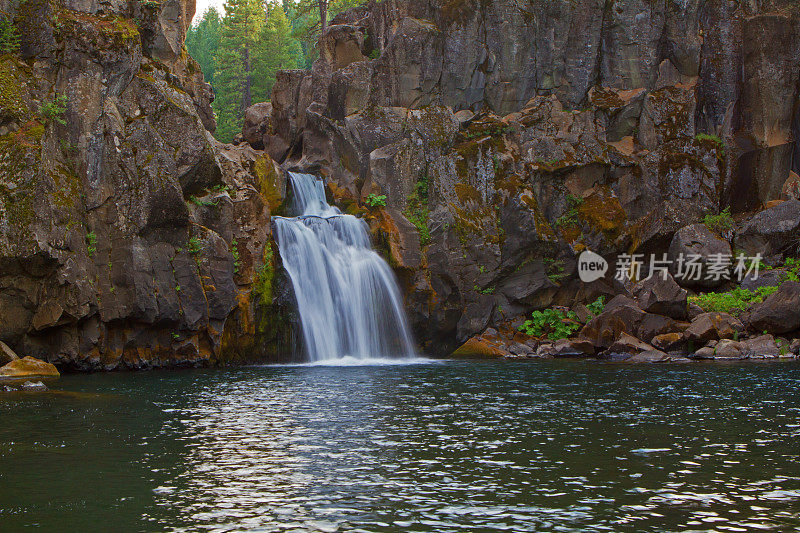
[318,0,328,38]
[242,45,252,112]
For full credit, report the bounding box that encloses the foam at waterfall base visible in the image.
[263,356,437,368]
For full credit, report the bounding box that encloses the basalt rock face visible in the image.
[253,0,800,353]
[0,0,288,369]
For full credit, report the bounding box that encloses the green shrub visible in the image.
[86,231,97,257]
[784,257,800,282]
[40,95,68,125]
[189,195,219,208]
[365,193,387,208]
[518,308,581,340]
[703,207,734,235]
[0,17,20,54]
[554,194,583,228]
[187,236,202,255]
[230,238,240,274]
[368,49,380,60]
[544,258,567,284]
[688,286,779,315]
[695,133,723,146]
[474,284,494,294]
[586,295,606,318]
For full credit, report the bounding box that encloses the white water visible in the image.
[273,172,418,362]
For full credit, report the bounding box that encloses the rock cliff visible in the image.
[2,0,799,367]
[249,0,800,353]
[0,0,290,369]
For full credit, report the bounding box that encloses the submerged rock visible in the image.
[20,380,48,391]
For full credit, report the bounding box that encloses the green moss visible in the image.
[404,175,431,246]
[0,58,26,118]
[54,9,140,48]
[254,155,285,213]
[253,245,275,305]
[0,122,43,239]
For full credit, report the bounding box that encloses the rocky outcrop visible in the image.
[0,0,291,369]
[3,0,800,367]
[251,0,800,353]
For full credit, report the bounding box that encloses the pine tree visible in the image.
[256,2,302,98]
[214,0,266,142]
[186,8,221,85]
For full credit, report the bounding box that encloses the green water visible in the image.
[1,360,799,532]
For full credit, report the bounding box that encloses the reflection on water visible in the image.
[1,360,800,532]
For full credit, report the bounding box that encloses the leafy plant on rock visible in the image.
[586,295,606,318]
[554,194,584,228]
[40,95,68,125]
[518,308,581,340]
[365,193,387,208]
[703,207,734,235]
[86,231,97,257]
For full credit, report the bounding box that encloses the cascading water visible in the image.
[272,172,417,362]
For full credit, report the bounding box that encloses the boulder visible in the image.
[687,302,704,320]
[668,224,733,288]
[735,200,800,258]
[651,332,684,351]
[790,339,800,355]
[683,312,745,344]
[740,269,789,291]
[536,339,591,358]
[578,296,645,349]
[692,345,717,359]
[508,343,536,357]
[0,341,19,366]
[632,273,688,319]
[451,336,509,358]
[638,313,681,342]
[578,295,680,349]
[600,333,671,363]
[0,356,60,378]
[744,281,800,334]
[242,102,272,149]
[739,335,780,358]
[711,339,745,359]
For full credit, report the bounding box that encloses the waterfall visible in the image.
[272,172,417,362]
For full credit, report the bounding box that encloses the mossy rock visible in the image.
[0,57,27,119]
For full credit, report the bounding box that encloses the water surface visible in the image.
[1,360,799,531]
